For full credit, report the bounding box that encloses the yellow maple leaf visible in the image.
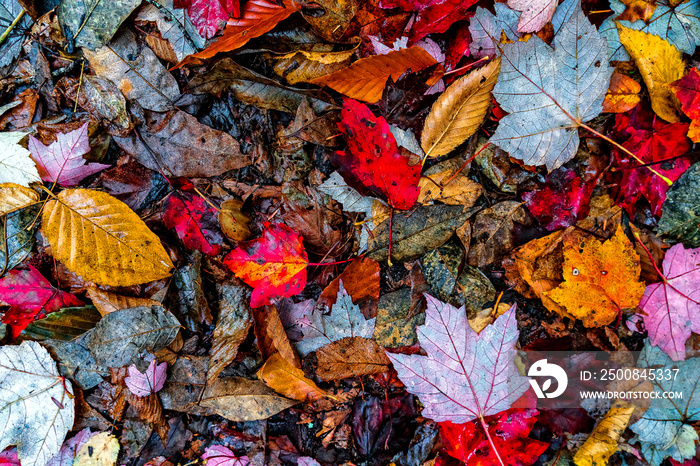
[544,226,645,327]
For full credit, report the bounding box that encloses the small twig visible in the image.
[73,60,85,113]
[0,9,25,47]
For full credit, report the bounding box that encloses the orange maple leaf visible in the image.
[544,226,644,327]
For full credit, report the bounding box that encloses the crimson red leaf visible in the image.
[0,266,83,337]
[670,67,700,142]
[440,401,549,466]
[611,112,692,216]
[163,190,223,255]
[411,0,479,43]
[336,99,420,210]
[185,0,230,39]
[523,168,595,231]
[223,223,308,308]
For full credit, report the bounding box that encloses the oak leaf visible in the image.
[41,189,173,286]
[386,296,528,423]
[312,47,442,104]
[491,1,613,170]
[670,67,700,142]
[28,123,109,187]
[421,58,500,159]
[223,223,308,308]
[175,0,299,68]
[618,24,685,123]
[336,99,420,210]
[544,226,645,327]
[257,352,329,403]
[603,71,642,113]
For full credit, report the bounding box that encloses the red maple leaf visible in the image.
[611,111,692,216]
[174,0,241,39]
[223,223,308,307]
[336,99,420,210]
[670,67,700,143]
[523,168,595,231]
[379,0,479,43]
[439,399,549,466]
[163,190,223,255]
[0,266,83,337]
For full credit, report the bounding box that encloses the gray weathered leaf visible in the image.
[136,0,204,61]
[658,161,700,247]
[42,338,108,390]
[468,201,531,267]
[86,305,181,367]
[83,30,180,112]
[0,341,75,466]
[318,171,375,214]
[168,251,212,332]
[490,0,612,169]
[1,205,39,276]
[296,282,376,356]
[373,288,425,348]
[58,0,141,50]
[0,0,31,68]
[600,0,700,61]
[469,3,521,59]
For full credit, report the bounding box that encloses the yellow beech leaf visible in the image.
[41,189,173,286]
[617,24,685,123]
[573,401,634,466]
[273,49,354,84]
[74,432,120,466]
[602,71,642,113]
[418,159,482,206]
[421,58,501,158]
[86,286,161,316]
[257,352,330,403]
[0,183,39,216]
[544,226,645,327]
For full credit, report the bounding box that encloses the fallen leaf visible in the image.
[0,0,30,68]
[28,123,109,187]
[1,205,39,277]
[418,158,482,206]
[0,132,40,187]
[201,445,249,466]
[46,429,96,466]
[92,162,169,212]
[335,99,420,210]
[175,0,299,68]
[219,198,252,242]
[42,189,174,286]
[617,0,657,21]
[0,341,74,466]
[273,49,354,84]
[169,252,212,331]
[373,288,426,348]
[176,0,230,39]
[0,183,39,216]
[603,71,642,113]
[300,0,356,41]
[86,287,160,316]
[19,306,101,342]
[658,161,700,247]
[469,3,520,59]
[136,0,204,62]
[574,401,635,466]
[223,223,308,308]
[318,256,381,308]
[0,266,83,337]
[113,109,251,178]
[407,0,480,43]
[163,191,223,256]
[208,283,253,382]
[421,58,500,159]
[318,171,374,214]
[639,244,700,361]
[312,47,441,104]
[73,432,119,466]
[491,1,613,169]
[670,67,700,142]
[315,337,390,381]
[387,297,528,422]
[257,352,329,403]
[57,0,141,50]
[468,201,531,267]
[125,359,167,397]
[617,24,685,123]
[62,76,132,137]
[544,226,645,327]
[507,0,558,32]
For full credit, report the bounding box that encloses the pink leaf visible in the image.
[46,429,96,466]
[28,123,109,187]
[386,295,528,423]
[639,243,700,361]
[297,458,321,466]
[201,446,249,466]
[0,266,83,337]
[507,0,558,33]
[124,359,167,397]
[186,0,230,39]
[0,448,20,466]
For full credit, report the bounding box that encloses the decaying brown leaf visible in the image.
[315,337,390,381]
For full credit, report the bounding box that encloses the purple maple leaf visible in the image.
[640,243,700,361]
[46,428,96,466]
[28,123,109,187]
[201,446,249,466]
[124,359,167,397]
[386,295,529,423]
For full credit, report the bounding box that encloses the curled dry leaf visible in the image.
[421,58,501,159]
[41,189,173,287]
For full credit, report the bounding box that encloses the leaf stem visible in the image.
[479,414,506,466]
[442,142,491,187]
[632,232,666,283]
[579,123,673,186]
[0,9,24,47]
[307,258,355,267]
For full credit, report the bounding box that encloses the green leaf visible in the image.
[19,306,101,341]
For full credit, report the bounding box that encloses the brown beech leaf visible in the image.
[418,158,482,206]
[468,201,531,268]
[315,337,390,381]
[252,305,300,368]
[113,110,251,178]
[256,353,329,403]
[318,257,381,308]
[86,287,161,316]
[421,58,500,159]
[312,47,443,103]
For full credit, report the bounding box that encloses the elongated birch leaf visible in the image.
[41,189,174,286]
[421,58,500,159]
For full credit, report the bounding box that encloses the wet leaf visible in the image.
[201,445,249,466]
[468,201,531,267]
[658,161,700,247]
[136,0,204,62]
[507,0,558,32]
[0,132,40,187]
[0,183,39,216]
[42,189,173,286]
[57,0,140,50]
[163,191,223,256]
[219,198,252,242]
[574,401,635,466]
[603,71,642,113]
[20,306,101,342]
[125,359,167,397]
[418,158,482,206]
[0,205,39,276]
[273,49,354,84]
[86,287,160,316]
[73,432,119,466]
[256,352,329,402]
[373,288,425,348]
[0,341,74,466]
[315,337,390,381]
